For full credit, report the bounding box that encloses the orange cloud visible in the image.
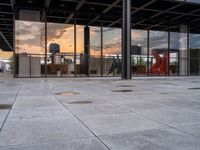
[0,49,13,59]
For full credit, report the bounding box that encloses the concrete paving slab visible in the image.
[0,116,93,147]
[81,113,168,136]
[178,124,200,138]
[1,76,200,149]
[100,128,200,150]
[137,108,200,127]
[114,101,166,112]
[8,107,72,119]
[67,103,131,118]
[0,110,9,127]
[1,138,108,150]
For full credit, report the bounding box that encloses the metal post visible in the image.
[178,50,180,76]
[151,57,153,76]
[137,57,138,77]
[29,54,31,77]
[44,11,47,78]
[122,0,131,79]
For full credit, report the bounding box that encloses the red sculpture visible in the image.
[151,49,168,75]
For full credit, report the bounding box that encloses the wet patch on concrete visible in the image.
[5,84,17,86]
[188,87,200,90]
[0,104,12,110]
[112,90,133,93]
[68,101,93,104]
[190,81,200,83]
[116,85,134,87]
[55,91,80,96]
[160,93,169,95]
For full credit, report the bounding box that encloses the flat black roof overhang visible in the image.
[1,0,200,51]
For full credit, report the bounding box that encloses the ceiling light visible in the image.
[60,4,65,7]
[28,0,33,3]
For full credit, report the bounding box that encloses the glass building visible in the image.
[0,0,200,78]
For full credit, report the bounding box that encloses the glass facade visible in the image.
[14,19,199,78]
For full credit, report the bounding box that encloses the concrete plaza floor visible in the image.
[0,76,200,150]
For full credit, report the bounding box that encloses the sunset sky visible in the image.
[13,20,200,58]
[0,49,12,59]
[15,20,123,56]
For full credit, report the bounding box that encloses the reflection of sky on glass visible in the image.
[132,30,147,54]
[103,27,121,55]
[190,34,200,49]
[15,20,200,56]
[0,49,12,59]
[15,20,45,54]
[90,26,101,56]
[175,0,200,3]
[187,0,200,3]
[171,32,180,49]
[150,31,168,51]
[47,23,74,53]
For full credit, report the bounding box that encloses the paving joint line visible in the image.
[42,83,111,150]
[110,102,200,140]
[0,84,22,132]
[0,136,97,149]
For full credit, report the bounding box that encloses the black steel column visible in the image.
[147,30,150,76]
[74,19,77,77]
[44,11,47,77]
[13,14,16,78]
[178,51,180,76]
[101,22,103,77]
[168,26,170,76]
[122,0,131,79]
[187,25,190,76]
[84,26,90,76]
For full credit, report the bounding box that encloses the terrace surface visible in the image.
[1,76,200,149]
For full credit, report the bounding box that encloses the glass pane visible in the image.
[131,29,147,76]
[75,25,86,76]
[187,0,200,4]
[103,27,121,77]
[179,25,188,76]
[170,31,180,76]
[15,20,45,77]
[0,50,12,74]
[47,23,74,77]
[190,33,200,75]
[150,30,168,76]
[90,26,101,76]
